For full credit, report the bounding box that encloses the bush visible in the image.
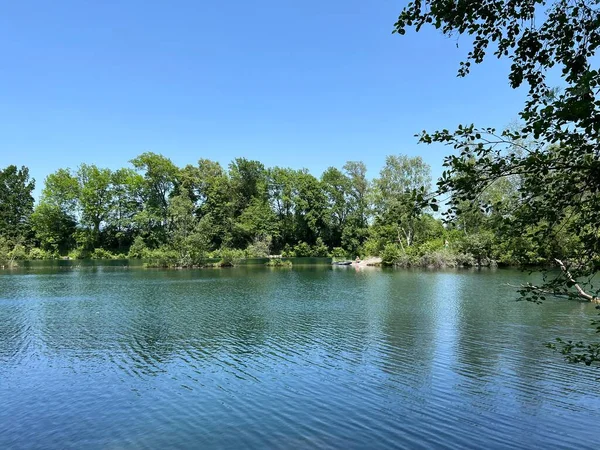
[292,242,311,257]
[128,236,148,259]
[393,253,419,268]
[245,236,272,258]
[456,232,496,266]
[8,244,27,261]
[28,247,55,260]
[176,253,194,268]
[331,247,347,258]
[416,239,445,256]
[0,238,12,267]
[218,248,244,267]
[455,252,476,267]
[90,248,116,260]
[265,258,292,267]
[280,244,292,257]
[68,248,88,260]
[143,247,179,268]
[419,250,457,269]
[312,238,330,257]
[361,238,382,258]
[381,244,402,266]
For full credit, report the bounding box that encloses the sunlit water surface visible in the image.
[1,266,599,449]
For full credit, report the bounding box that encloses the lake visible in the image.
[1,266,599,449]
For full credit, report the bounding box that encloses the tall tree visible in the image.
[229,158,267,215]
[293,170,327,245]
[30,203,77,254]
[343,161,369,226]
[167,194,211,265]
[76,164,113,247]
[374,155,432,248]
[107,168,144,251]
[321,167,352,248]
[342,161,371,254]
[185,159,233,247]
[267,167,298,251]
[32,168,80,254]
[40,168,80,219]
[130,152,179,245]
[0,165,35,240]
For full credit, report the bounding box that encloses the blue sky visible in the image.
[0,0,526,200]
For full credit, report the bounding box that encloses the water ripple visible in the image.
[1,268,600,449]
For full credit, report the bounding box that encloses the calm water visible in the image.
[1,266,599,449]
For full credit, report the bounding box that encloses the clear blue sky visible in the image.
[0,0,526,200]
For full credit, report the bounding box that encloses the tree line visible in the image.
[0,149,582,268]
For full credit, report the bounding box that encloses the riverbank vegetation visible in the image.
[0,147,586,270]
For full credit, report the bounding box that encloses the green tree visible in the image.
[321,167,352,248]
[267,167,298,252]
[30,202,76,254]
[40,168,79,216]
[373,155,432,249]
[168,194,199,265]
[341,161,371,255]
[293,170,328,246]
[233,198,278,248]
[130,152,180,245]
[184,159,233,247]
[76,164,114,248]
[395,0,600,363]
[33,168,80,253]
[0,165,35,240]
[229,158,267,216]
[107,168,144,251]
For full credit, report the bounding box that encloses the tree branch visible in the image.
[555,258,600,303]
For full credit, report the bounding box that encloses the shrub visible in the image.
[265,258,292,267]
[176,253,194,268]
[90,248,116,260]
[331,247,347,258]
[312,238,330,257]
[455,252,476,267]
[245,236,272,258]
[128,236,147,259]
[381,244,402,266]
[456,232,496,266]
[393,253,419,268]
[361,238,382,257]
[292,242,311,257]
[143,247,178,268]
[28,247,53,260]
[0,238,13,267]
[218,248,244,267]
[8,244,27,261]
[281,244,293,257]
[68,248,88,260]
[419,250,457,269]
[416,239,445,256]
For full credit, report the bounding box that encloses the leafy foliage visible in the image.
[0,165,35,240]
[394,0,600,365]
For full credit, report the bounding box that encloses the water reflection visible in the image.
[1,267,599,449]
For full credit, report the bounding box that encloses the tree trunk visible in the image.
[555,259,599,303]
[396,227,405,252]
